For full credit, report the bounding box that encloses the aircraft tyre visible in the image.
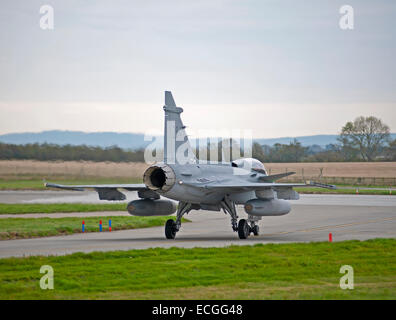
[165,219,177,239]
[238,219,250,239]
[252,225,259,236]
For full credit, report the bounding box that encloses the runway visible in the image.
[0,193,395,258]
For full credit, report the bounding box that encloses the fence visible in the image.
[0,160,395,186]
[278,176,396,186]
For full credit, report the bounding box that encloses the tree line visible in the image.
[0,116,394,163]
[0,143,145,162]
[253,116,395,162]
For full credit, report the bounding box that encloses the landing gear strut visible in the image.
[165,201,192,239]
[220,195,238,232]
[166,198,262,240]
[221,196,262,239]
[252,224,260,236]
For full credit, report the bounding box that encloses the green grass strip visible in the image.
[0,178,141,190]
[0,216,185,240]
[0,239,395,299]
[295,187,395,195]
[0,203,127,214]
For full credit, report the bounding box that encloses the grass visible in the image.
[0,177,141,190]
[0,203,127,215]
[0,216,187,240]
[0,238,395,299]
[295,186,395,195]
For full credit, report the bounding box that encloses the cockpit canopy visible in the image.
[231,158,267,174]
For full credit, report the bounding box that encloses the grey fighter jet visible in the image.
[46,91,336,239]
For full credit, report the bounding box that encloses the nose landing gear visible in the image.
[252,224,260,236]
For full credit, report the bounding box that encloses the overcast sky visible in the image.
[0,0,395,138]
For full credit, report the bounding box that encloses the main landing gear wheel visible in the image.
[165,219,177,239]
[252,225,259,236]
[238,219,250,239]
[164,202,192,240]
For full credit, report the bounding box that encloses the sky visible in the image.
[0,0,395,138]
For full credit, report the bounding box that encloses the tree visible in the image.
[385,138,396,161]
[337,136,360,161]
[286,139,307,162]
[339,116,390,161]
[252,142,265,162]
[0,143,145,162]
[263,139,307,162]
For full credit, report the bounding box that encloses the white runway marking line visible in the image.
[264,216,396,237]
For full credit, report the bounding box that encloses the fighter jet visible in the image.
[46,91,336,239]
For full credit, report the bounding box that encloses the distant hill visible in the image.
[0,131,157,150]
[255,135,341,147]
[0,130,395,149]
[258,134,396,147]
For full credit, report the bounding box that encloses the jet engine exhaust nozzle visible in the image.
[143,163,176,193]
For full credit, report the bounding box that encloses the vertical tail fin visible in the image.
[163,91,196,164]
[165,91,177,107]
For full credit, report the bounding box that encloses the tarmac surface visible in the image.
[0,192,395,258]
